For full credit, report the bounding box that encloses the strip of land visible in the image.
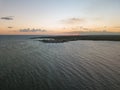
[30,35,120,43]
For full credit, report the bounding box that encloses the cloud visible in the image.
[19,28,47,32]
[8,26,13,28]
[61,18,85,25]
[1,16,14,20]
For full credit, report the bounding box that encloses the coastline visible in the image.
[30,35,120,43]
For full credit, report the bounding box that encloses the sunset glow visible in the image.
[0,0,120,35]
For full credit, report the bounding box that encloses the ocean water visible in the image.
[0,35,120,90]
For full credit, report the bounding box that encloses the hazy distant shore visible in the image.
[31,35,120,43]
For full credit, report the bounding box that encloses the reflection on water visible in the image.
[0,36,120,90]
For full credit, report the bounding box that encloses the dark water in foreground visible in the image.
[0,35,120,90]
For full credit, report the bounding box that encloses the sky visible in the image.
[0,0,120,35]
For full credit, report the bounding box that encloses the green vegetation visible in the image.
[31,35,120,43]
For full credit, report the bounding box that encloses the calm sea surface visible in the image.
[0,35,120,90]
